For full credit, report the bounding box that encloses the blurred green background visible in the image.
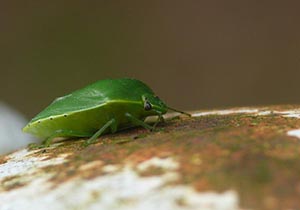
[1,1,300,118]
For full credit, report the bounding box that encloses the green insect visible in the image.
[23,78,190,147]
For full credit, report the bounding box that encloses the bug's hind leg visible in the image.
[83,118,116,147]
[45,130,92,147]
[29,130,91,149]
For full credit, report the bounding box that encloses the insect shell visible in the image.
[23,78,189,146]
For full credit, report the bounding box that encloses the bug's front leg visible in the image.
[152,111,165,130]
[83,118,116,147]
[125,113,155,131]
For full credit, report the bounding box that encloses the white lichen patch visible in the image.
[287,129,300,140]
[0,163,239,210]
[102,164,121,173]
[192,107,300,119]
[274,110,300,118]
[0,153,239,210]
[0,148,68,180]
[192,108,259,117]
[79,160,103,171]
[137,157,179,172]
[256,110,274,116]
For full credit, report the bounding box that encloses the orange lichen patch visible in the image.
[265,142,300,160]
[193,179,211,191]
[0,156,9,165]
[1,175,27,191]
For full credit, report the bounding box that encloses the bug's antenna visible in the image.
[167,106,191,117]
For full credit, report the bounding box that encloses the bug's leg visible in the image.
[45,130,91,147]
[152,114,165,130]
[84,118,116,146]
[28,136,57,149]
[30,130,91,149]
[125,113,154,131]
[42,135,56,148]
[110,118,118,133]
[159,114,165,123]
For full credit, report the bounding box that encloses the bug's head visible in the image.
[142,94,191,117]
[142,94,168,116]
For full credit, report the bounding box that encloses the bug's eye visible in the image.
[144,101,152,111]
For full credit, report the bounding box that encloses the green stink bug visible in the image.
[23,78,190,147]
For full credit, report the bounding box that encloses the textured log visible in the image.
[1,105,300,210]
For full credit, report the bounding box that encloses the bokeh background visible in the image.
[1,1,300,118]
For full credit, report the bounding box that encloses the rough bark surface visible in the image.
[1,105,300,210]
